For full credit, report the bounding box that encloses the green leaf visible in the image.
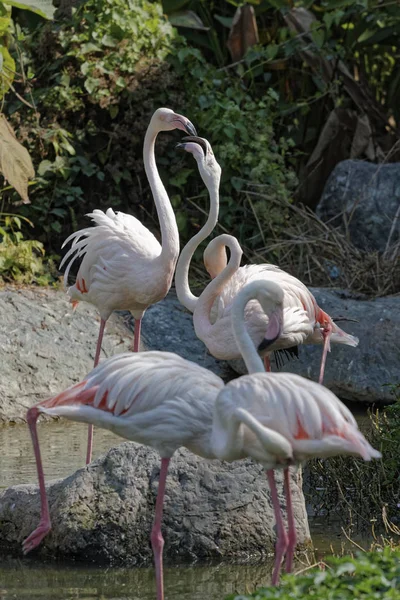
[265,44,278,60]
[0,3,12,35]
[80,42,102,54]
[168,10,209,30]
[84,77,100,94]
[6,0,55,20]
[37,159,53,176]
[311,28,325,49]
[101,34,119,47]
[162,0,188,13]
[214,14,233,28]
[0,45,15,99]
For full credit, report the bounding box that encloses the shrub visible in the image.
[0,215,54,284]
[4,0,295,263]
[225,549,400,600]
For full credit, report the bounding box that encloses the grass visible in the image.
[186,187,400,298]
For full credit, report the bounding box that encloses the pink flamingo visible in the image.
[59,108,196,463]
[23,281,379,597]
[174,137,358,380]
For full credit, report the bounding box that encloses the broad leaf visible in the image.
[168,10,208,30]
[162,0,188,13]
[0,46,15,99]
[6,0,55,20]
[0,115,35,204]
[0,4,12,35]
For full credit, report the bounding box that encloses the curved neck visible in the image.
[143,127,179,267]
[232,285,277,375]
[175,181,219,312]
[193,235,242,341]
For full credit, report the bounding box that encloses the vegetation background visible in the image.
[0,0,399,292]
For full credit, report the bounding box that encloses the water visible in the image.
[0,558,273,600]
[0,416,374,599]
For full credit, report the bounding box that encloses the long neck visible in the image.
[193,234,242,342]
[231,286,269,374]
[143,126,179,267]
[175,181,219,312]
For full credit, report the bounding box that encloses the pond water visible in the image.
[0,416,374,600]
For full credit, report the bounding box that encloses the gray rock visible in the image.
[0,443,310,563]
[228,288,400,404]
[0,287,132,423]
[316,159,400,252]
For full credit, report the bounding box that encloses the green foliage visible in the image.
[168,45,297,244]
[58,0,175,103]
[4,0,295,259]
[164,0,400,209]
[0,214,54,284]
[306,400,400,532]
[226,549,400,599]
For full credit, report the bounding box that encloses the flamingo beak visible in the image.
[172,116,197,136]
[258,309,283,352]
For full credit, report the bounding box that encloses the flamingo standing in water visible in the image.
[174,137,358,380]
[60,108,196,463]
[23,281,380,597]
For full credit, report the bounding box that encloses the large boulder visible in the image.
[316,159,400,252]
[141,290,399,404]
[0,286,132,423]
[0,443,310,563]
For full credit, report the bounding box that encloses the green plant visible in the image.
[225,548,400,599]
[4,1,296,261]
[0,213,54,283]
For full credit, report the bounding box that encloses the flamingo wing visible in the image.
[60,209,161,292]
[35,352,225,452]
[218,372,380,462]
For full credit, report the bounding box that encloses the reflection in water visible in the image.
[0,558,273,599]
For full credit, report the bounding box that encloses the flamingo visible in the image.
[23,281,380,597]
[59,107,196,463]
[174,137,358,380]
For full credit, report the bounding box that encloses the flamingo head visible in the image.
[176,135,222,192]
[152,107,197,135]
[203,237,227,279]
[255,282,285,353]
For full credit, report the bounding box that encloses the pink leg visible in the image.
[267,469,288,586]
[151,457,170,600]
[318,322,332,385]
[283,467,296,573]
[264,355,271,372]
[133,318,142,353]
[86,318,106,465]
[22,407,51,554]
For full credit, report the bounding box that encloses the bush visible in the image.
[4,0,295,263]
[225,549,400,600]
[0,214,54,284]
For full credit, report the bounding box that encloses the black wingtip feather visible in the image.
[273,346,299,370]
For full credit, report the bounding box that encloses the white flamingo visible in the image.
[23,281,379,597]
[59,108,196,463]
[174,137,358,379]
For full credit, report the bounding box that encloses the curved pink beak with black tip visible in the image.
[258,310,283,353]
[172,115,197,136]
